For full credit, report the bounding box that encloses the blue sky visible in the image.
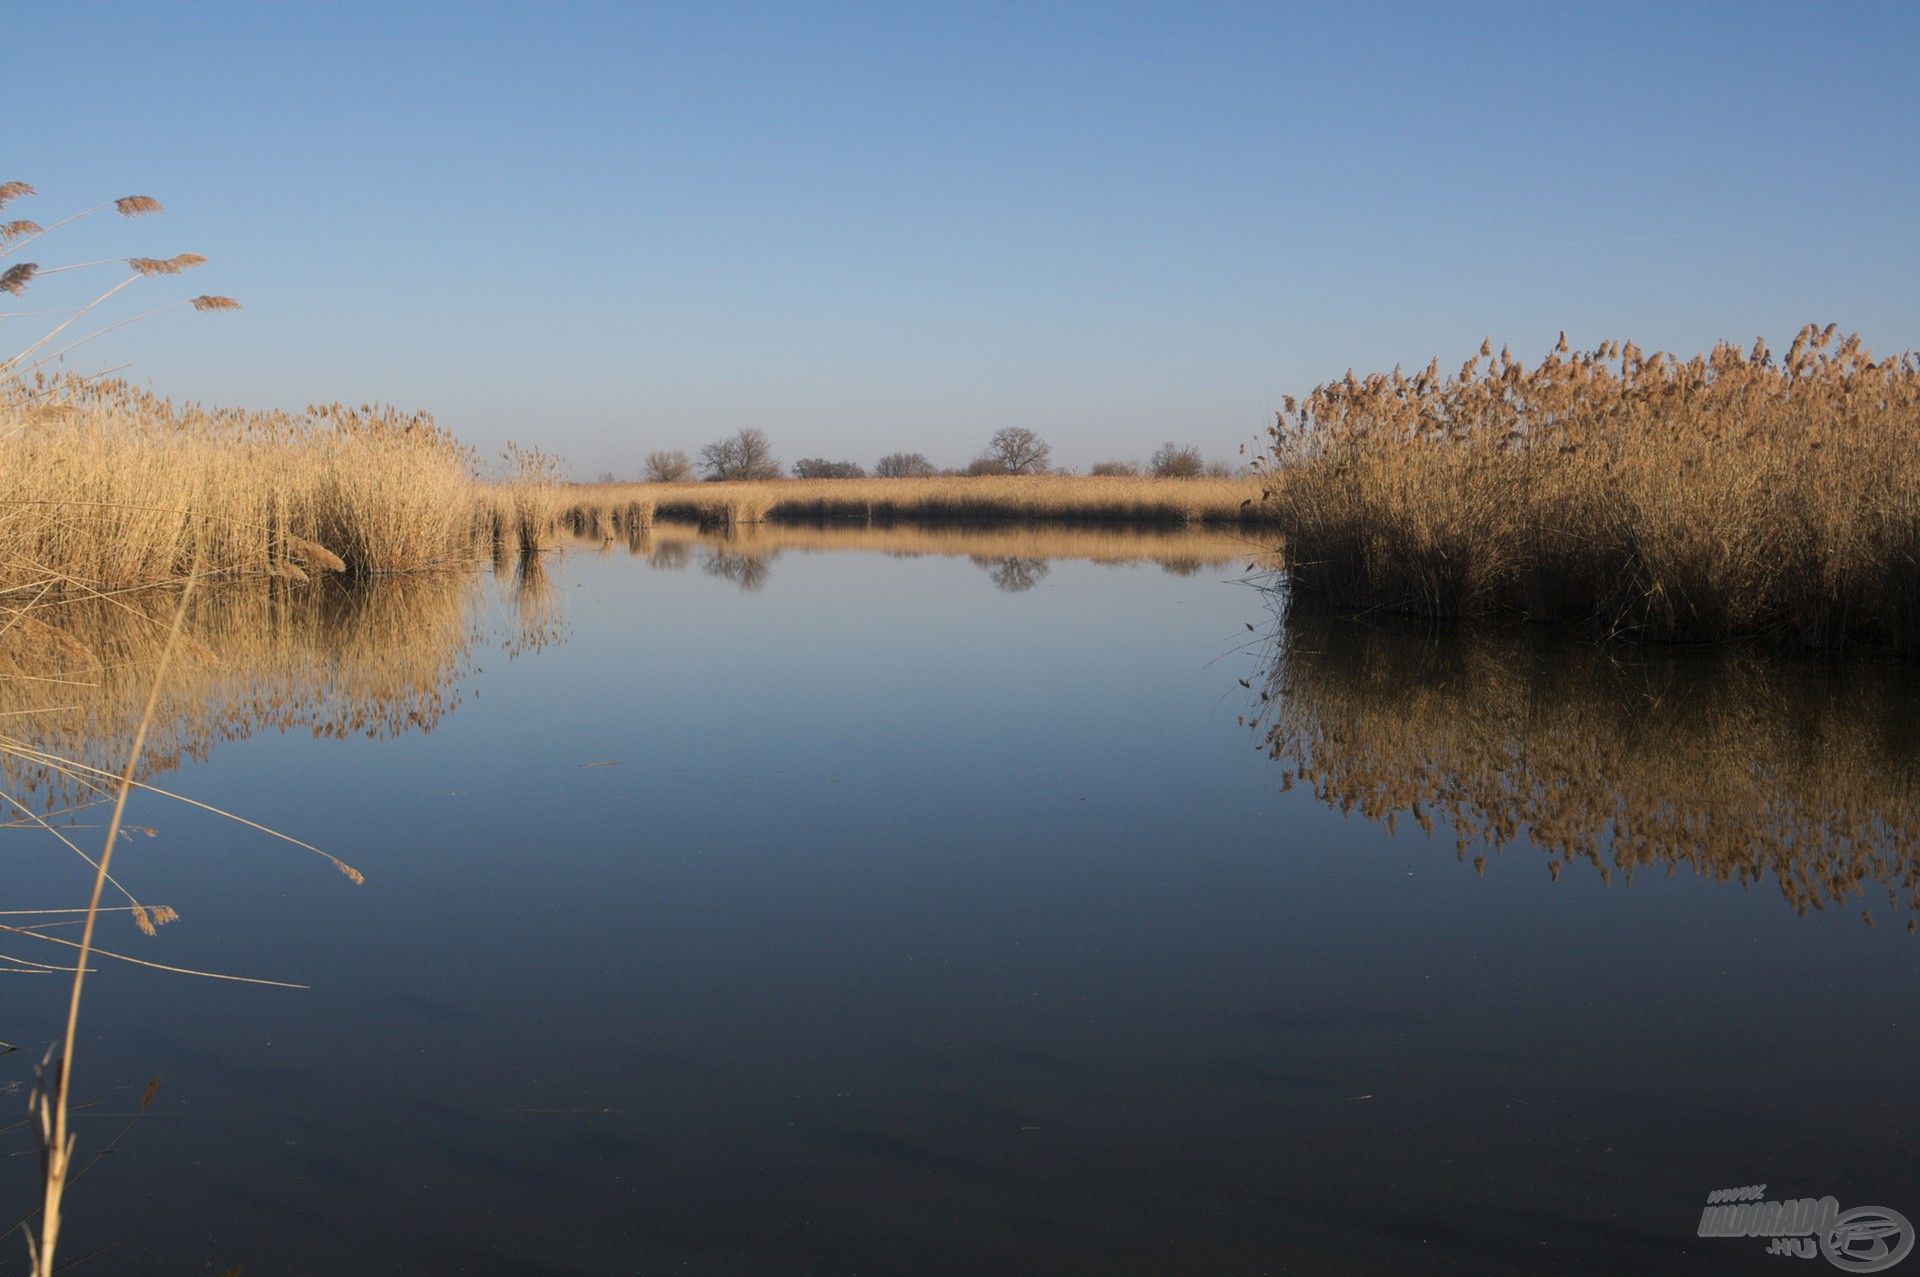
[10,1,1917,475]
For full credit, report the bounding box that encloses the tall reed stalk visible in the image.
[26,557,196,1276]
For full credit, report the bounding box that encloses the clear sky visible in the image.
[11,1,1918,476]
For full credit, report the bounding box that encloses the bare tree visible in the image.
[875,451,937,478]
[793,458,866,479]
[643,449,693,483]
[982,427,1050,475]
[698,428,782,481]
[1149,442,1205,478]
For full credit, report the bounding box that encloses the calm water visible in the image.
[4,525,1916,1275]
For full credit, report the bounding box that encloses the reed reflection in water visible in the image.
[586,520,1275,593]
[0,574,482,810]
[0,566,574,967]
[1253,601,1920,926]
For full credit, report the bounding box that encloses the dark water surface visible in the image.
[4,526,1916,1275]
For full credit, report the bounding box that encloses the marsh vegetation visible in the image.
[5,177,1916,1274]
[554,472,1266,542]
[1259,327,1920,651]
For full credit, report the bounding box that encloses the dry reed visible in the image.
[561,473,1268,534]
[1260,326,1920,650]
[0,375,481,592]
[0,179,495,1275]
[28,556,198,1275]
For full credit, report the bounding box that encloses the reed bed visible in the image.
[3,385,1263,595]
[560,472,1267,534]
[0,375,481,596]
[1261,325,1920,650]
[1253,603,1920,925]
[482,479,570,560]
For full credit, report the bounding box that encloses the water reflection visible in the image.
[641,536,692,571]
[6,536,1917,1273]
[574,520,1272,593]
[972,556,1050,592]
[1,523,1265,806]
[701,546,775,592]
[1253,600,1920,925]
[0,573,483,811]
[505,555,568,655]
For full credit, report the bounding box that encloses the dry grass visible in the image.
[560,472,1268,534]
[2,388,1261,603]
[0,179,484,595]
[1254,603,1920,926]
[1260,325,1920,650]
[481,443,572,560]
[0,374,481,595]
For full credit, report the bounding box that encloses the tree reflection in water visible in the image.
[971,556,1049,592]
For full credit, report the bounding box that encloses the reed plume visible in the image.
[128,253,207,276]
[1260,326,1920,650]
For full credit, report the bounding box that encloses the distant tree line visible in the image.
[617,427,1236,481]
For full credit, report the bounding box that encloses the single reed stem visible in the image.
[31,559,198,1277]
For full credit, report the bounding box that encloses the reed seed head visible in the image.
[0,181,34,208]
[286,534,346,573]
[129,252,208,276]
[0,262,38,295]
[189,294,241,312]
[114,195,163,216]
